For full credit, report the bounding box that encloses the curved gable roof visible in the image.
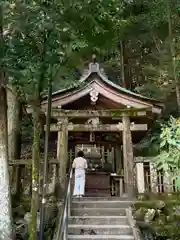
[40,62,163,114]
[51,62,163,105]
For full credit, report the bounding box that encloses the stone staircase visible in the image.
[68,197,135,240]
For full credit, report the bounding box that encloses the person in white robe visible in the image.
[72,151,87,197]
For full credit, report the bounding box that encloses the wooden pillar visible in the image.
[136,162,145,193]
[51,164,57,193]
[101,146,105,168]
[57,118,68,194]
[122,115,135,198]
[107,149,110,163]
[111,147,115,172]
[115,146,122,174]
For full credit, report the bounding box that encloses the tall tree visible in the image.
[0,2,13,239]
[167,0,180,115]
[4,1,89,238]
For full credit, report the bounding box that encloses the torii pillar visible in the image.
[122,114,135,199]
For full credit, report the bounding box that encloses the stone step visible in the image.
[71,208,126,216]
[68,235,134,240]
[72,196,130,201]
[69,216,128,225]
[84,191,110,197]
[72,200,132,209]
[68,224,132,235]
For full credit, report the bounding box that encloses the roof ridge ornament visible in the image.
[92,54,96,63]
[89,54,99,72]
[89,62,100,73]
[79,56,108,82]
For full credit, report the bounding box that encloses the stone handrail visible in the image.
[126,207,143,240]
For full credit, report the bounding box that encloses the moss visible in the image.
[20,196,31,212]
[173,214,180,220]
[12,195,31,212]
[53,203,62,238]
[134,207,147,221]
[134,193,180,239]
[153,223,180,238]
[59,108,150,117]
[135,200,180,211]
[28,105,41,240]
[111,107,149,117]
[134,200,156,209]
[148,192,180,200]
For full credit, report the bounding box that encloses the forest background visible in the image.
[0,0,180,239]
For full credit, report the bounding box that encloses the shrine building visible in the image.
[41,62,163,198]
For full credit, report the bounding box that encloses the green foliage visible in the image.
[134,120,161,157]
[134,194,180,239]
[2,0,180,239]
[3,1,70,99]
[154,117,180,174]
[1,0,179,113]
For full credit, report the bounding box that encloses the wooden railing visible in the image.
[144,171,178,193]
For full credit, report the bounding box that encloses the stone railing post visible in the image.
[150,163,158,192]
[136,162,145,193]
[163,172,172,192]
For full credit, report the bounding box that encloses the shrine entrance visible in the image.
[50,113,150,198]
[66,129,126,197]
[41,61,163,198]
[73,141,119,197]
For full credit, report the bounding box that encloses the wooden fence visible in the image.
[144,170,178,193]
[135,157,178,193]
[9,156,179,195]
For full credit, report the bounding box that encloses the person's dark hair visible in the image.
[77,150,84,157]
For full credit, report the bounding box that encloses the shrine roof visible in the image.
[50,62,162,105]
[38,62,164,114]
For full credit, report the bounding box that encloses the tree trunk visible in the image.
[0,3,13,239]
[7,86,22,196]
[7,86,22,161]
[120,41,126,88]
[0,86,13,239]
[167,1,180,116]
[29,101,41,240]
[28,28,49,240]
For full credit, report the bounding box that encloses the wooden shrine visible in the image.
[41,62,163,198]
